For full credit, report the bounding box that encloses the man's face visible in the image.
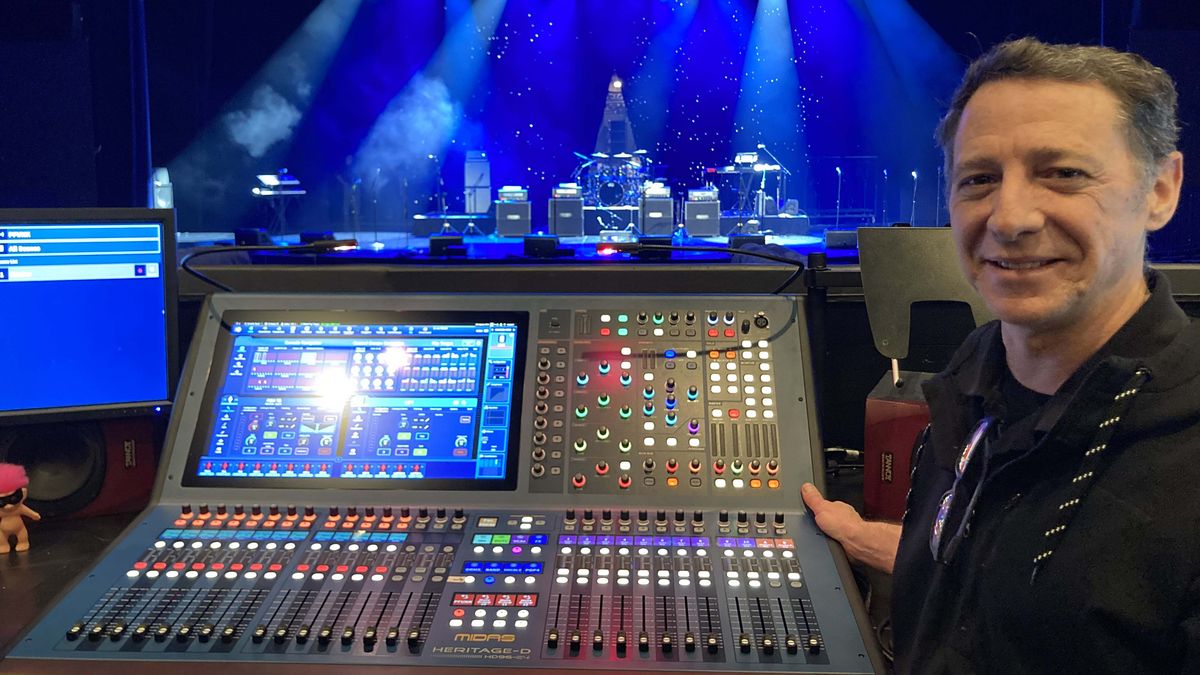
[949,78,1178,334]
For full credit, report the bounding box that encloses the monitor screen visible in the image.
[184,311,527,491]
[0,208,177,421]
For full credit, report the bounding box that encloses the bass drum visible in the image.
[597,180,626,207]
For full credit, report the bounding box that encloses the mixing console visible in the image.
[4,294,881,673]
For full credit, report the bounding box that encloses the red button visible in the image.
[335,565,349,573]
[191,563,205,570]
[172,562,186,570]
[600,328,611,336]
[724,328,735,337]
[729,409,740,419]
[316,564,330,572]
[231,563,244,571]
[296,564,310,572]
[375,566,388,574]
[355,565,368,573]
[153,562,167,570]
[268,563,282,571]
[708,328,719,337]
[211,563,224,570]
[133,561,148,570]
[453,609,465,618]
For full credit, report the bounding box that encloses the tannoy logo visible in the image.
[124,440,137,469]
[882,452,894,483]
[454,633,516,642]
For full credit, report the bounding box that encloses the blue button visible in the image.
[664,349,676,359]
[484,575,496,585]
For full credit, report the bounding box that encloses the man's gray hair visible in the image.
[936,37,1179,183]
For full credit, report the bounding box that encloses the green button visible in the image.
[617,328,628,336]
[492,534,511,544]
[617,314,628,323]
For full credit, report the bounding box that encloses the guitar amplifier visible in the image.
[495,201,532,237]
[685,200,721,236]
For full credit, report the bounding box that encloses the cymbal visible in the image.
[633,149,649,155]
[592,152,610,159]
[613,152,633,159]
[573,151,591,160]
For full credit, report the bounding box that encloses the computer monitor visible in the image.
[0,208,178,422]
[183,310,527,491]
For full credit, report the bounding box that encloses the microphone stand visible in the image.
[756,143,792,214]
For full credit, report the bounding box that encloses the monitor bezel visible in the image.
[181,309,528,491]
[0,207,179,424]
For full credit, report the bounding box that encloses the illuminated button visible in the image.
[574,439,588,453]
[620,372,632,386]
[711,409,723,418]
[729,409,741,420]
[643,403,655,416]
[619,439,632,452]
[572,473,587,489]
[597,393,610,407]
[596,426,610,440]
[576,372,589,386]
[575,405,589,419]
[665,411,677,426]
[618,314,629,322]
[601,314,611,323]
[724,329,736,337]
[643,385,655,399]
[652,312,664,325]
[666,476,679,487]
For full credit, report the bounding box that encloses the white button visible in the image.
[698,571,711,579]
[475,609,488,618]
[710,384,721,393]
[146,571,160,579]
[763,398,774,406]
[715,478,727,488]
[758,340,769,348]
[763,550,774,558]
[556,576,569,584]
[747,410,758,418]
[727,375,737,384]
[733,479,745,488]
[599,547,611,555]
[724,550,735,558]
[783,550,794,558]
[387,544,397,552]
[493,620,507,628]
[658,570,670,578]
[749,580,762,589]
[679,570,691,578]
[690,438,700,447]
[644,438,655,446]
[504,575,516,584]
[474,546,485,554]
[764,410,775,419]
[313,573,325,580]
[173,542,184,549]
[464,576,477,583]
[209,542,221,549]
[228,542,240,550]
[759,363,770,371]
[788,572,801,581]
[598,569,610,576]
[471,620,485,628]
[619,460,631,470]
[580,547,591,554]
[621,347,632,356]
[726,362,736,371]
[619,547,629,555]
[762,386,773,394]
[154,540,166,549]
[618,569,630,577]
[761,374,772,383]
[729,580,741,588]
[367,544,378,552]
[745,397,757,406]
[561,546,572,555]
[653,328,664,337]
[449,619,463,627]
[310,543,322,551]
[657,548,669,556]
[638,578,650,586]
[166,570,179,578]
[283,542,295,551]
[743,374,754,382]
[768,572,781,580]
[637,569,650,577]
[742,351,753,359]
[522,516,532,522]
[638,547,649,555]
[696,548,708,556]
[745,386,756,394]
[348,544,360,552]
[743,550,754,558]
[643,372,655,381]
[330,544,341,551]
[644,421,655,431]
[264,572,276,580]
[126,570,139,578]
[621,360,632,369]
[515,620,528,628]
[576,577,588,585]
[601,314,611,322]
[332,573,344,581]
[667,438,677,447]
[493,546,504,554]
[700,579,712,587]
[597,577,609,585]
[371,574,384,581]
[578,569,590,576]
[710,363,721,371]
[526,576,536,584]
[658,579,670,586]
[676,548,687,556]
[741,340,752,348]
[531,547,542,554]
[712,410,723,418]
[191,542,202,549]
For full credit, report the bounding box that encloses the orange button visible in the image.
[749,479,762,489]
[709,350,720,359]
[767,479,780,489]
[726,351,737,359]
[666,476,679,487]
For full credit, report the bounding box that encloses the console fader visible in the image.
[4,294,882,674]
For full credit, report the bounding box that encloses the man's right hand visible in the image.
[801,482,901,574]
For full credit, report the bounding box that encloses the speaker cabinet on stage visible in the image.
[548,198,583,236]
[684,200,720,236]
[0,417,158,518]
[495,201,532,237]
[863,372,934,521]
[640,198,674,236]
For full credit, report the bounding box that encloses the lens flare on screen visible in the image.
[377,345,412,376]
[314,368,357,409]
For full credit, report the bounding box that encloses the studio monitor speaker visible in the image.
[0,417,158,518]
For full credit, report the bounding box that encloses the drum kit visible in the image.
[572,149,655,207]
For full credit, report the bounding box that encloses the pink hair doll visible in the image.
[0,463,40,553]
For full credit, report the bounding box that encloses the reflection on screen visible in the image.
[194,320,518,482]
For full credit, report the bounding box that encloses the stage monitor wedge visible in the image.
[0,208,178,423]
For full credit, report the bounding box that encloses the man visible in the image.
[802,37,1195,673]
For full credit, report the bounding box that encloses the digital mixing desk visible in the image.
[4,293,883,674]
